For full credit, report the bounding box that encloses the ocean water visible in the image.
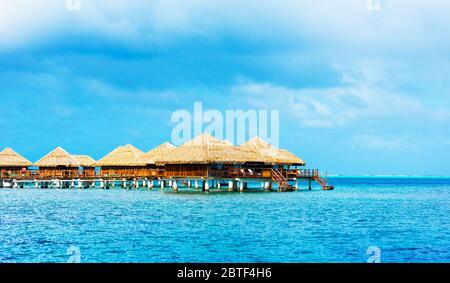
[0,177,449,263]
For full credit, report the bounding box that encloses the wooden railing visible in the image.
[1,167,324,180]
[298,169,319,178]
[210,168,320,179]
[210,168,266,178]
[164,169,207,178]
[0,172,33,179]
[99,169,160,178]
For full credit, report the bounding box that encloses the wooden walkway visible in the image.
[0,168,333,191]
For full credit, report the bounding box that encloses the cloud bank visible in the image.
[1,0,450,174]
[2,0,450,53]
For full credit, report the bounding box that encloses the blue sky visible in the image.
[1,0,450,175]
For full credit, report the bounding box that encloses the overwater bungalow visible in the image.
[136,142,176,177]
[236,137,311,189]
[239,137,305,175]
[34,147,83,179]
[94,144,148,178]
[0,135,333,190]
[154,134,328,191]
[155,133,252,178]
[0,148,33,179]
[73,155,96,178]
[156,135,305,178]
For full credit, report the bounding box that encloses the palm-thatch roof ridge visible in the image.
[94,144,145,166]
[155,134,250,164]
[0,148,33,167]
[240,136,305,165]
[146,142,175,155]
[73,155,96,167]
[34,147,80,167]
[138,142,176,165]
[2,136,305,168]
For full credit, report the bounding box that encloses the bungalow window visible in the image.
[211,164,223,170]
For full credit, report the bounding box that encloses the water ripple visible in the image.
[0,177,449,262]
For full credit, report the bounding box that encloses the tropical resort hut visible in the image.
[0,148,33,179]
[73,155,96,178]
[34,147,81,179]
[156,133,251,179]
[136,142,176,178]
[94,144,147,178]
[239,136,305,178]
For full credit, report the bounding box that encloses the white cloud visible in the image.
[231,65,450,128]
[1,0,450,51]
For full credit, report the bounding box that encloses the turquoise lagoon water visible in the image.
[0,177,449,263]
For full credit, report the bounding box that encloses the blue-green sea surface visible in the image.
[0,177,449,263]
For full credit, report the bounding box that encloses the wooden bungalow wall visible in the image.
[80,167,96,178]
[2,164,305,180]
[31,167,98,179]
[98,166,163,178]
[164,164,276,179]
[0,167,29,179]
[164,164,209,178]
[37,167,81,179]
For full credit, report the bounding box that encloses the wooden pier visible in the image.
[0,134,334,192]
[0,168,333,191]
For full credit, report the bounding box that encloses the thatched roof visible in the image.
[240,137,305,165]
[138,142,176,165]
[34,147,80,167]
[156,134,249,164]
[94,144,145,166]
[73,155,96,167]
[0,148,33,167]
[146,142,175,154]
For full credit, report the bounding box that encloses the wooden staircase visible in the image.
[271,169,294,192]
[314,174,334,190]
